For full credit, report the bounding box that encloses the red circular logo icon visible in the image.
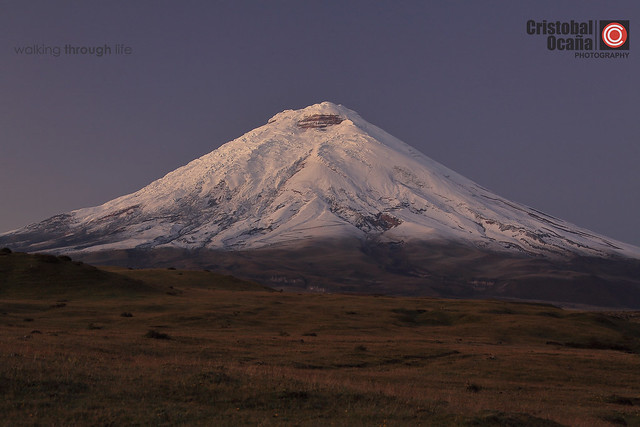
[602,22,628,48]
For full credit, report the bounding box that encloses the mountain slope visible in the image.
[0,249,154,298]
[2,102,639,261]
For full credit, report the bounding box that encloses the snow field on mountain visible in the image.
[3,102,639,259]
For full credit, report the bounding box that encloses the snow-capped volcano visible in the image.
[2,102,640,259]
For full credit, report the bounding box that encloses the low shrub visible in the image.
[145,329,171,340]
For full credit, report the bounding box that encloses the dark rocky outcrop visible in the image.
[297,114,344,129]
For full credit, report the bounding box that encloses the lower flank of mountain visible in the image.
[72,238,640,309]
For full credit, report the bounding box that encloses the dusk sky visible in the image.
[2,1,639,246]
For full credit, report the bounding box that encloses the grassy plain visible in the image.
[1,251,640,425]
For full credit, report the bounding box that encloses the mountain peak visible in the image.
[267,102,358,126]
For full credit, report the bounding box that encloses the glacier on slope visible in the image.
[2,102,639,260]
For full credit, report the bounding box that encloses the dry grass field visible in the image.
[2,251,640,426]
